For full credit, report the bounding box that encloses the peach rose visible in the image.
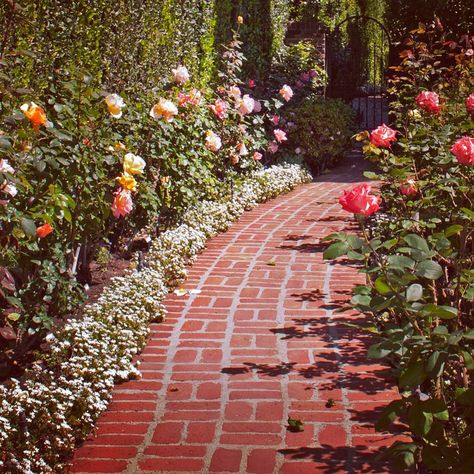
[112,188,133,218]
[150,98,178,123]
[253,151,263,161]
[210,99,228,120]
[205,130,222,152]
[237,94,255,115]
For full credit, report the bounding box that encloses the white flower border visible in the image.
[0,164,311,473]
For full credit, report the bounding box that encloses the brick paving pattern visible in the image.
[72,158,403,473]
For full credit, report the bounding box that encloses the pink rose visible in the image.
[268,141,279,154]
[274,128,287,143]
[400,178,418,197]
[451,136,474,165]
[271,115,280,125]
[248,79,256,89]
[416,91,441,114]
[210,99,228,120]
[178,89,201,107]
[466,94,474,115]
[279,84,293,102]
[339,183,381,216]
[370,124,397,148]
[253,100,262,113]
[112,188,133,218]
[0,159,15,174]
[253,151,263,161]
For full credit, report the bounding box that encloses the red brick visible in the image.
[71,460,127,473]
[74,446,138,459]
[144,445,207,457]
[318,425,348,447]
[224,402,254,421]
[210,448,242,472]
[220,433,281,446]
[139,458,204,472]
[255,402,284,421]
[222,422,281,433]
[186,422,216,443]
[247,449,277,474]
[173,349,198,363]
[151,422,184,444]
[196,382,221,400]
[201,349,223,363]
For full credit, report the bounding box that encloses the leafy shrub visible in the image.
[323,25,474,472]
[283,96,355,175]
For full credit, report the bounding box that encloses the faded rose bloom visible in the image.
[230,154,240,165]
[36,223,53,238]
[210,99,228,120]
[20,102,48,129]
[123,153,146,175]
[1,183,17,197]
[451,136,474,165]
[205,130,222,152]
[253,100,262,113]
[104,94,125,119]
[309,69,318,78]
[0,159,15,174]
[237,143,248,156]
[172,65,190,84]
[279,84,293,102]
[150,98,178,122]
[237,94,255,115]
[466,94,474,115]
[416,91,441,114]
[112,188,133,218]
[339,183,381,216]
[268,141,279,154]
[295,147,302,154]
[400,178,418,197]
[178,89,202,107]
[253,151,263,161]
[274,129,287,143]
[295,80,304,89]
[370,124,397,148]
[229,85,242,100]
[465,49,474,57]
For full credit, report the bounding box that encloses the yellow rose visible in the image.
[116,173,137,192]
[123,153,146,175]
[237,15,244,24]
[115,142,126,151]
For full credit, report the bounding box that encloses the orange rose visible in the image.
[20,102,48,131]
[116,173,137,191]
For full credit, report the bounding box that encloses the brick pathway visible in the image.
[72,157,403,474]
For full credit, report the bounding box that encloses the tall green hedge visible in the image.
[1,0,291,94]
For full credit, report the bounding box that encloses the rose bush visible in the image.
[323,25,474,472]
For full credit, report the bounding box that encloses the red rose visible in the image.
[451,136,474,165]
[370,124,397,148]
[248,79,256,89]
[339,183,381,216]
[400,178,418,197]
[36,223,53,238]
[416,91,441,114]
[466,94,474,115]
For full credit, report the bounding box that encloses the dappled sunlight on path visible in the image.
[72,156,405,474]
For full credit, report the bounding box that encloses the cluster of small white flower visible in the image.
[0,164,311,473]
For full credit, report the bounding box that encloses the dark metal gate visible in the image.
[325,15,391,130]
